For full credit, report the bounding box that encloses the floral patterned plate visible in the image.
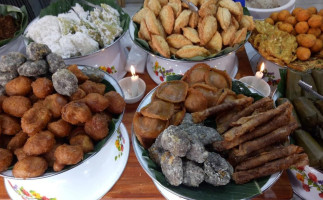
[288,166,323,200]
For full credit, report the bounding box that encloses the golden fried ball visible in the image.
[265,18,274,25]
[23,130,55,156]
[69,134,94,153]
[307,7,317,15]
[21,107,52,136]
[31,78,54,99]
[104,91,126,114]
[296,47,311,61]
[308,28,322,37]
[79,80,106,95]
[12,156,48,178]
[5,76,32,96]
[2,96,31,117]
[297,33,316,48]
[48,119,72,138]
[277,10,291,21]
[295,21,309,34]
[83,93,110,112]
[44,94,68,118]
[270,12,279,22]
[84,113,110,141]
[311,39,323,52]
[292,7,303,16]
[278,23,294,33]
[284,16,297,25]
[61,101,92,125]
[0,148,13,172]
[308,15,323,28]
[296,9,311,22]
[54,144,83,165]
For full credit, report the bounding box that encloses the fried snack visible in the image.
[223,102,292,142]
[133,112,169,148]
[239,15,255,31]
[308,15,323,28]
[67,64,89,83]
[198,0,217,18]
[14,148,28,161]
[233,122,298,157]
[169,107,186,126]
[189,12,199,28]
[166,34,192,49]
[54,144,83,166]
[141,100,175,120]
[277,10,291,21]
[295,21,309,34]
[147,0,161,16]
[307,7,317,15]
[182,27,200,43]
[308,28,321,37]
[5,76,32,96]
[48,119,72,138]
[205,68,232,90]
[235,145,304,171]
[221,25,236,46]
[133,7,151,23]
[192,96,253,123]
[0,95,6,113]
[191,83,218,107]
[21,107,52,136]
[156,80,188,103]
[61,101,92,125]
[12,156,48,178]
[176,45,209,58]
[156,19,166,38]
[139,19,151,41]
[219,0,242,18]
[7,131,28,151]
[168,0,182,17]
[233,153,308,184]
[104,91,125,114]
[184,88,208,112]
[84,112,110,141]
[43,143,60,167]
[278,23,293,34]
[0,148,13,172]
[69,134,94,153]
[296,9,311,22]
[2,96,31,117]
[69,88,86,101]
[145,9,160,35]
[182,63,210,85]
[296,47,311,61]
[160,5,174,35]
[43,94,68,118]
[297,34,316,48]
[199,15,217,45]
[83,93,109,112]
[217,7,231,31]
[0,114,21,135]
[23,130,55,156]
[311,39,323,52]
[174,10,191,33]
[152,35,170,58]
[285,16,297,26]
[265,18,274,25]
[79,80,106,95]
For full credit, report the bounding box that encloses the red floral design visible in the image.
[319,193,323,198]
[309,172,318,183]
[302,183,310,192]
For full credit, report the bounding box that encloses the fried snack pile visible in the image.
[133,0,255,58]
[0,45,125,179]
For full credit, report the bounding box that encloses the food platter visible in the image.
[132,85,283,200]
[4,123,129,200]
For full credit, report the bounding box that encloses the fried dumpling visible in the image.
[191,83,219,107]
[141,100,175,120]
[205,67,232,89]
[182,63,211,86]
[156,80,189,103]
[184,88,208,112]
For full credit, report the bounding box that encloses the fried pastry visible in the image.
[199,15,217,45]
[67,64,89,83]
[217,7,231,31]
[84,113,110,141]
[83,93,110,112]
[160,5,175,35]
[31,77,54,99]
[166,34,192,48]
[21,107,52,136]
[3,96,31,117]
[44,94,68,118]
[170,47,178,55]
[23,130,55,156]
[156,19,166,38]
[0,148,13,172]
[198,0,217,18]
[104,91,126,114]
[148,0,162,16]
[231,27,247,46]
[48,119,72,138]
[182,63,210,85]
[156,80,188,103]
[5,76,32,96]
[189,12,199,29]
[133,7,151,23]
[169,106,186,126]
[191,83,218,107]
[61,101,92,125]
[205,67,232,89]
[219,0,242,18]
[79,80,106,95]
[141,100,175,120]
[174,10,192,33]
[158,0,168,6]
[176,45,209,58]
[185,88,208,112]
[7,131,28,151]
[13,156,48,178]
[0,114,21,136]
[182,27,200,43]
[206,31,222,53]
[239,15,255,31]
[152,35,171,58]
[168,0,182,17]
[145,9,160,35]
[221,25,236,46]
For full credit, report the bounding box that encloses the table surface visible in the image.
[0,47,293,200]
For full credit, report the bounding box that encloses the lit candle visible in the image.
[130,65,139,97]
[255,62,265,79]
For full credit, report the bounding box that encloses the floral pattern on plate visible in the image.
[114,127,125,161]
[153,61,176,82]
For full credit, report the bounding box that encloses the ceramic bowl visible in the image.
[246,0,295,20]
[118,76,146,104]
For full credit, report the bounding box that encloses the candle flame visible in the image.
[130,65,136,76]
[260,62,265,72]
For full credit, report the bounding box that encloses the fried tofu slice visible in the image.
[133,7,151,24]
[145,9,160,35]
[235,1,244,21]
[167,34,192,48]
[176,45,210,58]
[152,35,171,58]
[199,0,217,18]
[148,0,162,16]
[206,31,222,53]
[217,7,231,31]
[199,15,217,45]
[160,5,175,35]
[182,27,200,43]
[189,12,199,28]
[174,10,192,33]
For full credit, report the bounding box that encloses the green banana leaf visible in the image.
[0,4,28,47]
[133,7,251,61]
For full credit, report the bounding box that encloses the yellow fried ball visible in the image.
[278,23,294,33]
[308,28,322,37]
[292,7,303,16]
[295,21,309,34]
[311,39,323,52]
[296,47,311,61]
[277,10,291,21]
[265,18,274,25]
[307,7,317,15]
[296,9,311,22]
[284,16,297,25]
[308,15,323,28]
[270,12,279,22]
[297,34,316,48]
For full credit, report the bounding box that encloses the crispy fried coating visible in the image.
[182,27,200,43]
[311,39,323,52]
[13,156,48,178]
[21,107,52,136]
[0,148,12,172]
[166,34,192,49]
[156,19,166,38]
[217,7,231,31]
[168,0,182,17]
[69,134,94,153]
[145,9,160,35]
[7,131,28,151]
[296,33,316,48]
[199,15,217,45]
[296,47,311,61]
[182,63,209,85]
[139,19,151,41]
[44,94,68,118]
[160,5,175,35]
[83,93,110,112]
[174,10,191,33]
[43,143,60,167]
[104,91,125,114]
[69,88,86,101]
[133,7,151,24]
[157,80,188,103]
[176,45,209,58]
[205,68,232,89]
[284,16,297,25]
[79,80,106,95]
[198,0,217,18]
[191,83,219,107]
[23,131,55,156]
[307,27,321,37]
[84,113,110,141]
[48,119,72,138]
[295,21,309,34]
[239,15,255,31]
[0,114,21,135]
[141,100,175,120]
[296,9,311,22]
[308,15,323,28]
[148,0,161,16]
[5,76,32,96]
[205,31,222,53]
[151,35,170,58]
[31,78,54,98]
[185,89,208,113]
[14,148,28,161]
[2,96,31,117]
[54,144,83,165]
[189,12,199,28]
[221,25,236,46]
[277,10,291,21]
[169,107,186,126]
[219,0,242,17]
[61,101,92,125]
[231,27,247,46]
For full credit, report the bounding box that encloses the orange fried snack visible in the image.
[44,94,68,118]
[104,91,126,114]
[0,114,21,135]
[182,63,210,85]
[5,76,32,96]
[12,156,48,178]
[184,88,208,112]
[47,119,72,138]
[61,101,92,125]
[67,64,89,83]
[54,144,83,167]
[0,148,13,172]
[84,112,110,141]
[83,93,110,112]
[23,130,55,156]
[79,80,106,95]
[31,77,54,98]
[21,107,52,136]
[2,96,31,117]
[156,80,188,103]
[205,67,232,89]
[7,131,28,152]
[69,134,94,153]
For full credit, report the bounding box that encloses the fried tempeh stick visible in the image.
[232,122,298,157]
[191,97,253,123]
[233,153,309,184]
[235,145,304,171]
[222,101,292,142]
[213,106,292,151]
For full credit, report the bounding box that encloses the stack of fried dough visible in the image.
[132,0,255,58]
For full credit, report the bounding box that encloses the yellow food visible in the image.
[295,21,309,34]
[296,47,311,61]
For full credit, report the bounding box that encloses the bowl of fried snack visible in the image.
[131,63,308,199]
[130,0,255,84]
[0,42,129,198]
[24,0,130,80]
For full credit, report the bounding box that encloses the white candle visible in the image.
[255,62,265,79]
[130,65,139,97]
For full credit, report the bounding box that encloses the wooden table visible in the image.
[0,47,293,200]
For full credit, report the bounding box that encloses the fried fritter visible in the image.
[31,77,54,98]
[83,93,110,112]
[5,76,32,96]
[13,156,48,178]
[67,64,89,83]
[156,80,188,103]
[160,5,174,35]
[141,100,175,120]
[44,94,68,118]
[48,119,72,138]
[79,80,106,95]
[0,148,13,172]
[69,134,94,153]
[23,131,55,156]
[69,88,86,101]
[166,34,192,49]
[104,91,125,114]
[185,88,208,112]
[7,131,28,152]
[0,114,21,135]
[21,107,52,136]
[61,101,92,125]
[54,144,83,166]
[2,96,32,117]
[84,113,110,141]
